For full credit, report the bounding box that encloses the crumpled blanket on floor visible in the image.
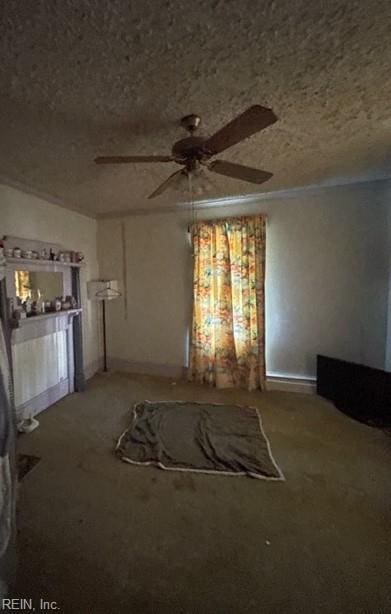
[116,400,284,481]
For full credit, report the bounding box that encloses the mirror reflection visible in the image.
[15,270,63,302]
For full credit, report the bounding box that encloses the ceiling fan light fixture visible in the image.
[166,166,217,196]
[170,169,191,193]
[190,165,217,195]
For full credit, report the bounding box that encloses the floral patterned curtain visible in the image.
[188,215,266,391]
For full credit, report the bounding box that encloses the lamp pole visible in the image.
[102,298,107,372]
[92,281,121,373]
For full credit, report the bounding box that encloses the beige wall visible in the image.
[98,181,390,380]
[2,180,387,382]
[98,212,192,375]
[0,183,101,375]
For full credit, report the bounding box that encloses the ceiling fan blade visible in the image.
[147,169,186,199]
[208,160,273,185]
[202,105,277,155]
[95,155,173,164]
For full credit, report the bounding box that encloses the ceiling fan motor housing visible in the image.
[172,136,209,163]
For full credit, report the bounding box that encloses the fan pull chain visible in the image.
[187,171,195,231]
[187,171,195,256]
[190,171,196,227]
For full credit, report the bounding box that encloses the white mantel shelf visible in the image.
[6,257,84,268]
[11,308,82,329]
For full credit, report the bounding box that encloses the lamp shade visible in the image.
[87,280,121,301]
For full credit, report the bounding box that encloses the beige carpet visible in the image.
[14,372,391,614]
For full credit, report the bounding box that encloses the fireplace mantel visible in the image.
[11,308,82,331]
[0,235,86,419]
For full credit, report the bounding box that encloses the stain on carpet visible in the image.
[173,473,197,492]
[17,453,41,481]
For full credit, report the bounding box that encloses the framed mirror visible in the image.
[15,270,64,302]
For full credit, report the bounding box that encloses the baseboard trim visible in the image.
[265,376,316,394]
[16,379,70,420]
[84,357,104,381]
[108,358,317,394]
[109,358,185,379]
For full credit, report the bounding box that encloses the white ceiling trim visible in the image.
[97,177,391,219]
[2,174,389,221]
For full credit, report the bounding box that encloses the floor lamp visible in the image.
[89,280,121,372]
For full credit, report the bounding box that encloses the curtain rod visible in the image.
[188,213,268,229]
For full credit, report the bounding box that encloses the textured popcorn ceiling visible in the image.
[0,0,390,217]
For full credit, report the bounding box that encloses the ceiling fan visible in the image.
[94,105,277,199]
